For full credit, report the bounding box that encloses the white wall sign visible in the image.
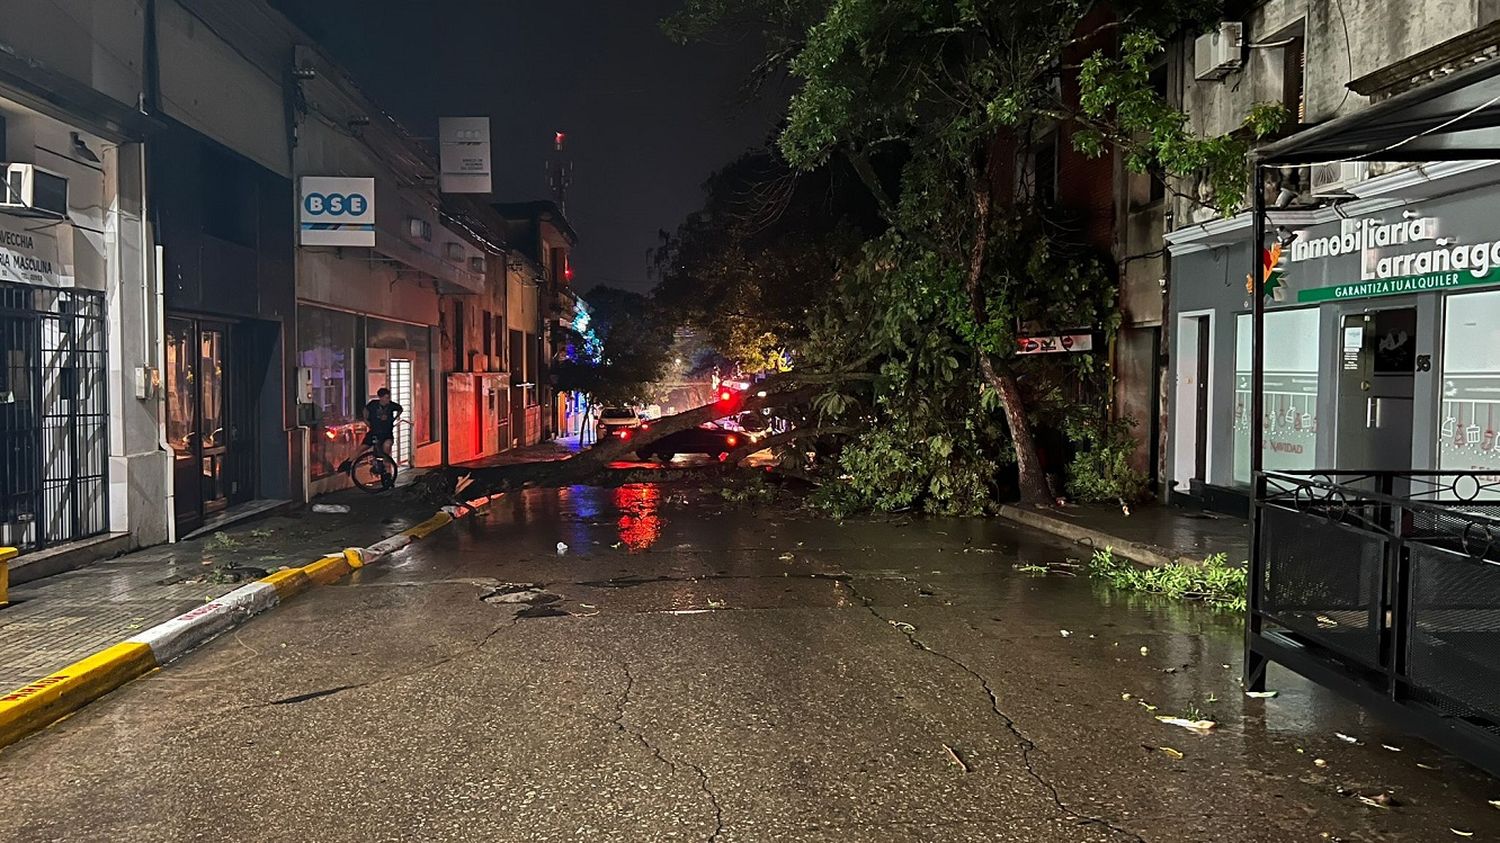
[0,221,68,287]
[1016,333,1093,354]
[300,176,375,247]
[439,117,492,194]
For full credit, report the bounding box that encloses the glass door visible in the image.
[198,323,229,515]
[166,318,200,530]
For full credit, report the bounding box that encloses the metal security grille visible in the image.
[388,358,413,467]
[0,282,107,552]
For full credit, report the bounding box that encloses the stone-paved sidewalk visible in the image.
[999,501,1250,568]
[0,488,440,691]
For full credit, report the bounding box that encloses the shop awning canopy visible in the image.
[1259,58,1500,165]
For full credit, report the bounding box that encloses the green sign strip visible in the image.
[1296,268,1500,303]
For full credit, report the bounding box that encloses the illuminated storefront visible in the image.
[1166,162,1500,511]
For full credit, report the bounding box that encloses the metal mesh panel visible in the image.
[0,283,107,551]
[1408,544,1500,725]
[1261,504,1385,666]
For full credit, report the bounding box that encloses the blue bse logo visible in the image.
[303,192,369,216]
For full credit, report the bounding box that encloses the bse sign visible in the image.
[299,176,375,247]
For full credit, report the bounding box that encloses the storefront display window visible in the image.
[1234,308,1321,484]
[1439,289,1500,477]
[298,305,359,479]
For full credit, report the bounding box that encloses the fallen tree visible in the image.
[412,372,862,503]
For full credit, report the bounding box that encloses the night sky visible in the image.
[276,0,784,293]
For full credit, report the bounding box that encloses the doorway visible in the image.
[167,316,255,533]
[1337,307,1417,473]
[1173,313,1213,489]
[388,357,414,467]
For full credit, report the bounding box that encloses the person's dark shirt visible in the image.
[365,399,403,438]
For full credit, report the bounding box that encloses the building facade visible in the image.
[1165,0,1500,512]
[287,44,489,491]
[495,201,577,447]
[0,2,159,568]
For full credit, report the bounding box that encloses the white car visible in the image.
[597,407,645,441]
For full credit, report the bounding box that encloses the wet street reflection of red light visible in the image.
[615,484,662,551]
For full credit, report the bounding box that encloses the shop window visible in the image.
[1233,308,1321,485]
[1439,289,1500,482]
[298,305,359,479]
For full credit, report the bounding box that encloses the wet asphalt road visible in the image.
[4,484,1500,842]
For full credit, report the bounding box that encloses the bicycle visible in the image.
[340,419,409,493]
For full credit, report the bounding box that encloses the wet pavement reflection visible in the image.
[3,482,1500,841]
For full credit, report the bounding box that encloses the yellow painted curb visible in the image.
[0,501,472,749]
[301,555,352,586]
[402,512,453,539]
[260,568,312,600]
[0,546,13,607]
[0,642,157,749]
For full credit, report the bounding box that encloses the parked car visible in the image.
[636,423,744,462]
[598,407,644,441]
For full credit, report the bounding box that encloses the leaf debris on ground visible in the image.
[1156,716,1216,733]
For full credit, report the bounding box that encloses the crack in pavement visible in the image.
[244,618,512,709]
[843,578,1148,843]
[601,662,725,843]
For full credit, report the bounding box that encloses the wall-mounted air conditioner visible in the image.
[1310,160,1369,197]
[1,163,68,218]
[1193,22,1244,81]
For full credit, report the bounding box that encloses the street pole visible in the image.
[1246,159,1268,691]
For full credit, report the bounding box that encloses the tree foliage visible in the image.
[653,149,880,372]
[665,0,1285,511]
[554,286,675,409]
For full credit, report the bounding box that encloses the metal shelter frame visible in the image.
[1245,58,1500,776]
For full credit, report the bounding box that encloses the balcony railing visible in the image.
[1250,470,1500,775]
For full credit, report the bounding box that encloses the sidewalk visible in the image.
[998,501,1249,568]
[460,437,582,468]
[0,487,440,692]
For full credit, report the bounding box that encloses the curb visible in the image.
[0,499,487,753]
[997,505,1205,569]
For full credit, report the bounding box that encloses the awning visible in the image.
[1258,58,1500,165]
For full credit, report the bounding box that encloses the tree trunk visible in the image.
[981,356,1052,505]
[418,377,829,501]
[578,396,592,447]
[965,161,1051,506]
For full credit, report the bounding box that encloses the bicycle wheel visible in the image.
[350,450,398,493]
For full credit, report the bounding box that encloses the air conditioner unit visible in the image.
[1310,160,1369,197]
[1193,22,1244,81]
[1,163,68,218]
